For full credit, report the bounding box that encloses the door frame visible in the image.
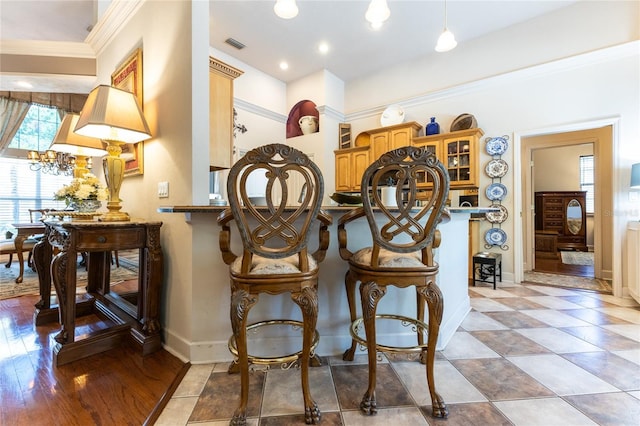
[513,117,621,296]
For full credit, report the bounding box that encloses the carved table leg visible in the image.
[141,225,163,335]
[360,280,386,415]
[51,252,72,344]
[342,269,358,361]
[292,286,321,424]
[33,236,52,310]
[229,287,257,426]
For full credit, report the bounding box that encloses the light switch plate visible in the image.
[158,181,169,198]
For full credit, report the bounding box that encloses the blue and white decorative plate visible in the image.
[485,228,507,246]
[485,136,509,156]
[486,183,507,201]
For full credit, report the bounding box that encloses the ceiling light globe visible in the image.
[435,29,457,52]
[274,0,298,19]
[365,0,390,24]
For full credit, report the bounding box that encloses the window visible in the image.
[8,103,61,151]
[580,155,594,214]
[0,157,70,224]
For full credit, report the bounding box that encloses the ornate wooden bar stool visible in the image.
[217,144,331,426]
[338,146,450,418]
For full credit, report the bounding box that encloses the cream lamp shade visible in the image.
[74,85,151,222]
[49,113,107,178]
[631,163,640,189]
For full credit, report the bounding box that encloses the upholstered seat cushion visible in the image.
[351,246,426,268]
[231,253,317,275]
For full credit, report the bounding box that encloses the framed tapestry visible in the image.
[111,48,144,177]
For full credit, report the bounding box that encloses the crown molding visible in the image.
[0,40,95,58]
[346,41,640,122]
[234,98,287,123]
[86,0,146,55]
[316,105,345,122]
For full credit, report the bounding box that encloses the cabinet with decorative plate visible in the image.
[411,128,484,189]
[334,146,370,192]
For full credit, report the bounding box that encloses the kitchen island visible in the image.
[158,205,494,360]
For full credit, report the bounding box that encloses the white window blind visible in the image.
[0,157,70,224]
[580,155,594,213]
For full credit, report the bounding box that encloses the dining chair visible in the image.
[337,145,450,418]
[217,143,331,425]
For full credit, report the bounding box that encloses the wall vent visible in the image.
[225,38,245,50]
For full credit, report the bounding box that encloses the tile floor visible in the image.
[156,283,640,425]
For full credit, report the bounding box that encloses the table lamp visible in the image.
[49,113,107,178]
[74,85,151,222]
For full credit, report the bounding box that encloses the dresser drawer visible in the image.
[77,228,146,250]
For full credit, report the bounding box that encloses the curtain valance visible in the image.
[0,91,88,113]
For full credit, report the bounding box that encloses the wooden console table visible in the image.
[32,219,163,366]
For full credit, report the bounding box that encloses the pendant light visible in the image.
[365,0,390,29]
[274,0,298,19]
[435,0,457,52]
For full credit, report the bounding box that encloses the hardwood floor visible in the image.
[533,252,594,278]
[0,293,188,426]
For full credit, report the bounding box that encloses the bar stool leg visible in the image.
[359,280,386,415]
[343,270,359,361]
[421,282,448,418]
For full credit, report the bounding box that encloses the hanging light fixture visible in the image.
[27,149,76,176]
[435,0,457,52]
[274,0,298,19]
[365,0,390,29]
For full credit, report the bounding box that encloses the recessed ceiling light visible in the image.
[318,42,330,55]
[279,61,289,70]
[16,81,33,89]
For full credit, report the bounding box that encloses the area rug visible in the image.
[560,250,594,266]
[523,270,611,293]
[0,253,138,300]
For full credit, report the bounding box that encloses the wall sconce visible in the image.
[74,85,151,222]
[365,0,390,30]
[274,0,298,19]
[49,113,107,178]
[435,0,457,52]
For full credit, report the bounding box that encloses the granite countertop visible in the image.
[158,205,498,215]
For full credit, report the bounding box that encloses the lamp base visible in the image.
[100,211,130,222]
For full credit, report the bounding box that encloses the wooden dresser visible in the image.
[535,191,587,251]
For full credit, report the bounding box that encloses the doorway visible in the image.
[517,124,615,293]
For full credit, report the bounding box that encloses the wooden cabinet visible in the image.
[335,146,369,192]
[209,57,243,170]
[412,128,483,189]
[335,122,421,192]
[368,122,422,162]
[535,191,587,251]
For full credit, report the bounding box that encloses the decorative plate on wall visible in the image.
[486,183,507,201]
[485,228,507,246]
[485,136,509,156]
[485,204,508,224]
[485,159,509,178]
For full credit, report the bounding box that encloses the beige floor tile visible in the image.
[520,309,592,327]
[523,295,585,310]
[173,363,214,397]
[342,406,429,426]
[460,311,509,331]
[441,332,501,360]
[507,354,619,395]
[597,306,640,323]
[466,287,517,298]
[602,323,640,342]
[494,397,597,426]
[156,396,199,426]
[515,327,604,353]
[611,348,640,365]
[392,360,487,405]
[522,285,581,296]
[470,298,514,312]
[564,392,640,425]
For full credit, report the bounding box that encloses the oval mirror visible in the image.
[566,199,582,235]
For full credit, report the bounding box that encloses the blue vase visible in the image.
[426,117,440,135]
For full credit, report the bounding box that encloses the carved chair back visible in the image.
[227,143,324,273]
[360,146,449,264]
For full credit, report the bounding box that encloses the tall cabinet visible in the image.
[209,57,243,170]
[535,191,587,251]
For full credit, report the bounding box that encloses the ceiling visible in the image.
[0,0,580,90]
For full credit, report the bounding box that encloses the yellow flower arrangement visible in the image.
[54,173,109,207]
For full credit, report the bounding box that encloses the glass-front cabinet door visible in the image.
[445,137,473,186]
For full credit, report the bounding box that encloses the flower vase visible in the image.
[426,117,440,135]
[71,199,101,213]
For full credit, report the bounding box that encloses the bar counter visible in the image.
[158,204,496,360]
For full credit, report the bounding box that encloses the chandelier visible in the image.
[26,150,91,176]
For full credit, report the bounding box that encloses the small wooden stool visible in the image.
[472,252,502,289]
